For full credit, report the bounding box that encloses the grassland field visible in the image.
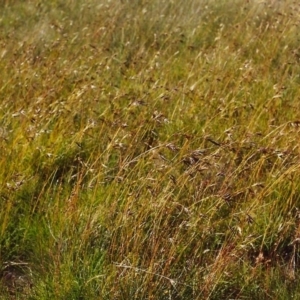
[1,0,300,299]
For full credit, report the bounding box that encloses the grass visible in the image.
[0,0,300,298]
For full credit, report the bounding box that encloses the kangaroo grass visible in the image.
[1,0,300,299]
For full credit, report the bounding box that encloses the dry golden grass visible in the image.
[1,0,300,299]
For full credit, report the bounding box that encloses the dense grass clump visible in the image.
[1,0,300,299]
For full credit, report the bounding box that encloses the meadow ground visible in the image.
[0,0,300,299]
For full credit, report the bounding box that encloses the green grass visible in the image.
[1,0,300,298]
